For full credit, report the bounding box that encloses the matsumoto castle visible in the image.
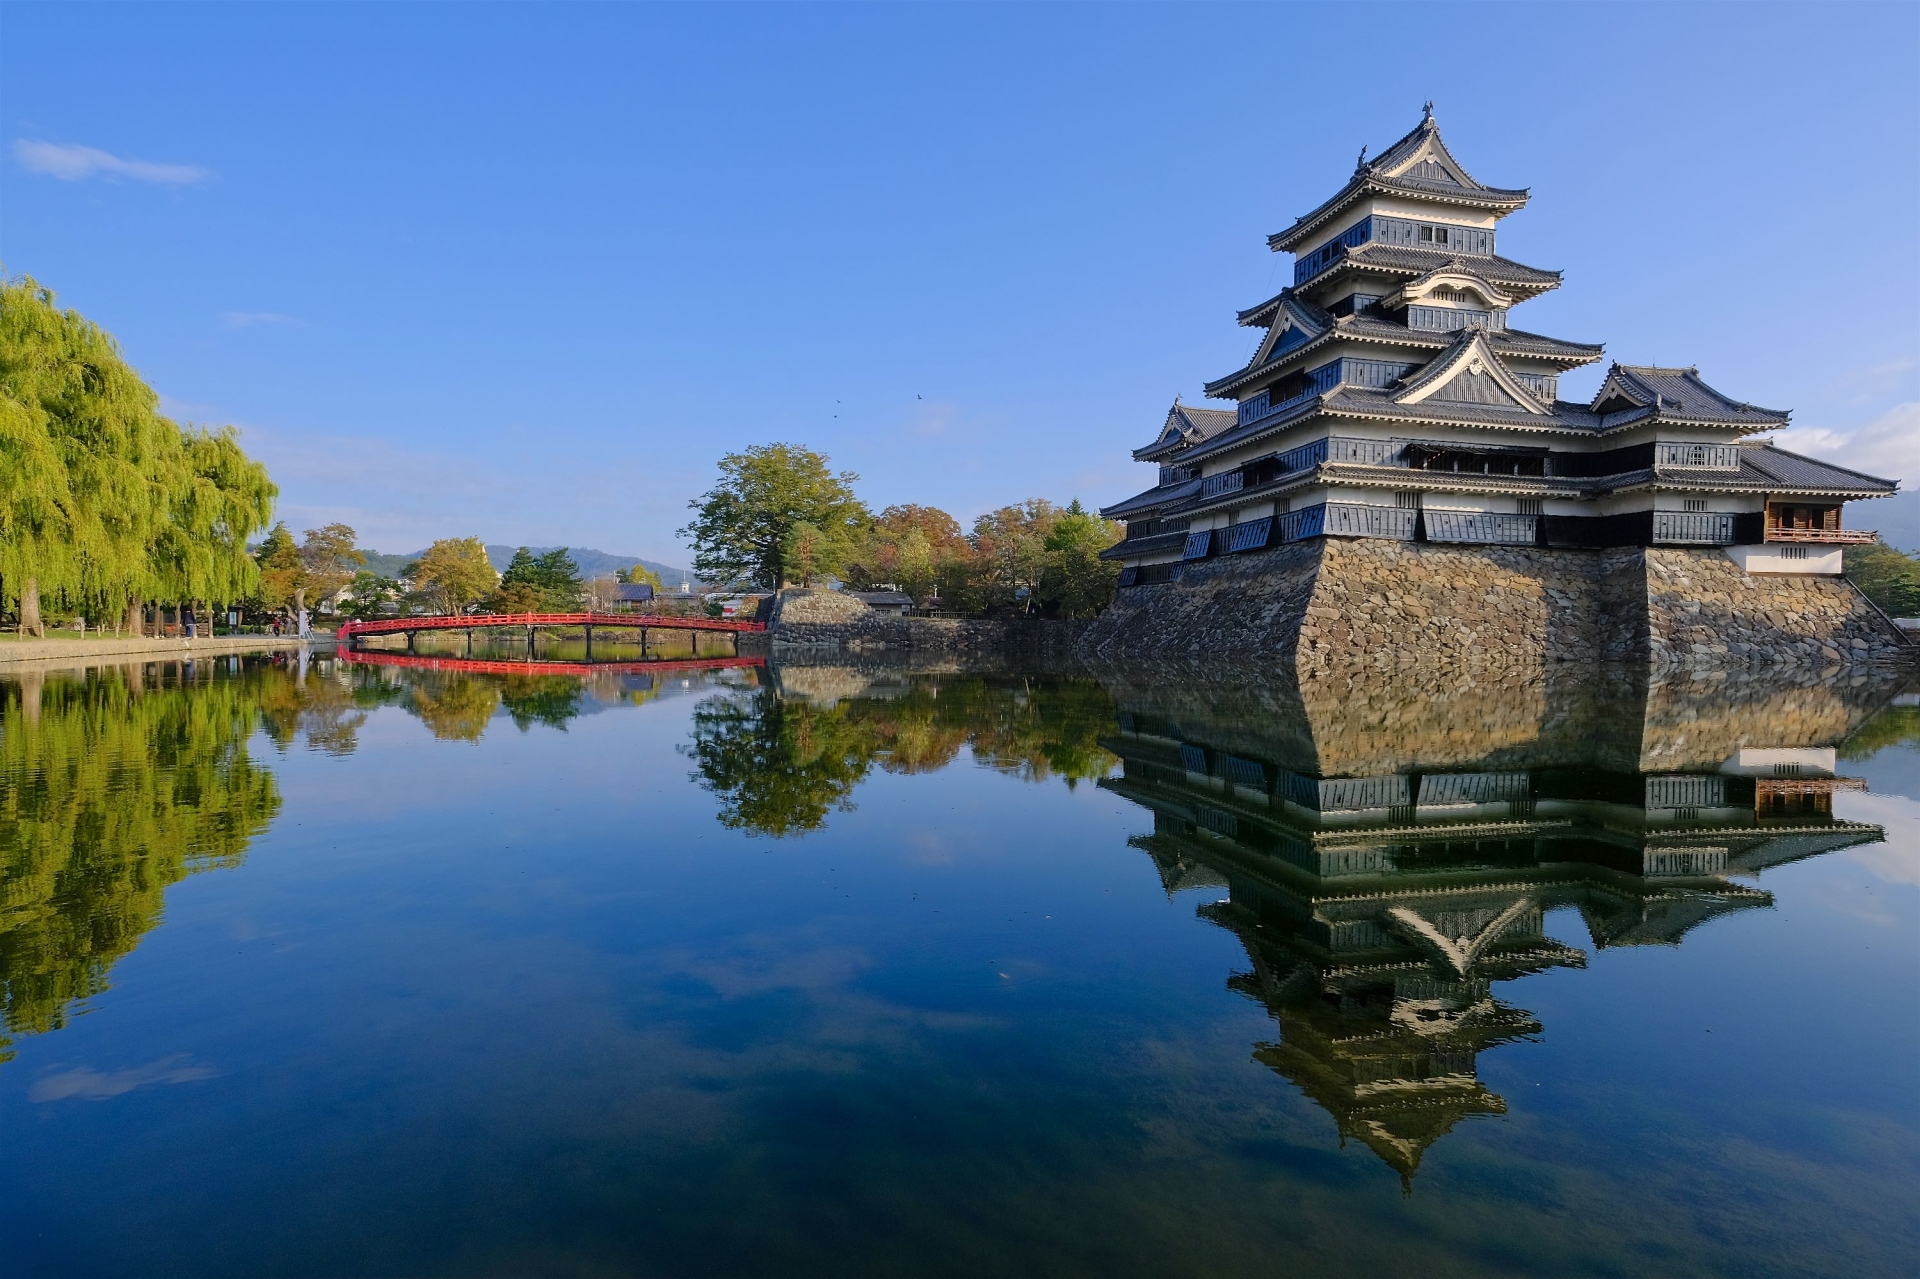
[1101,108,1895,583]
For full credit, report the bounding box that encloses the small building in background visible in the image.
[850,590,914,616]
[610,582,655,610]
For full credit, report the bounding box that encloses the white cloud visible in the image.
[13,138,210,186]
[221,311,303,330]
[1834,791,1920,888]
[30,1055,216,1103]
[1771,402,1920,485]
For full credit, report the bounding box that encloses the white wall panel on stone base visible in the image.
[1723,544,1843,575]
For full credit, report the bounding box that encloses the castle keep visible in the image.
[1087,109,1905,667]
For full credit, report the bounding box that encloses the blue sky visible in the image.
[4,2,1917,561]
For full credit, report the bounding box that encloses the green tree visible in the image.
[0,277,276,635]
[1038,500,1122,618]
[1846,541,1920,618]
[970,500,1059,615]
[531,548,583,609]
[496,545,583,610]
[339,570,401,621]
[781,521,837,588]
[412,537,497,615]
[842,504,969,607]
[679,444,870,588]
[298,524,365,620]
[254,523,304,618]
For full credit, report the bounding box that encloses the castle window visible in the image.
[1683,499,1706,512]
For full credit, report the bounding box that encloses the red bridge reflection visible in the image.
[340,649,764,678]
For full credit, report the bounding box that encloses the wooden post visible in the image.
[466,628,473,657]
[585,625,593,661]
[641,628,648,656]
[406,630,416,654]
[526,625,535,660]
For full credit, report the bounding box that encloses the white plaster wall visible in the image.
[1364,195,1499,230]
[1723,544,1843,575]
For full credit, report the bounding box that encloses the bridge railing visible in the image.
[335,611,766,638]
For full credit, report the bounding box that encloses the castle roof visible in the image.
[1269,111,1531,254]
[1100,440,1897,524]
[1591,364,1788,427]
[1724,443,1897,495]
[1133,400,1240,461]
[1293,244,1563,298]
[1205,317,1602,402]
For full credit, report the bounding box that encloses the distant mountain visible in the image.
[355,545,696,586]
[484,545,695,586]
[357,549,419,578]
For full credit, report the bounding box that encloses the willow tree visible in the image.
[0,353,73,636]
[0,276,276,634]
[151,426,277,632]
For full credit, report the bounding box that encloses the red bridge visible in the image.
[336,611,765,659]
[340,649,764,678]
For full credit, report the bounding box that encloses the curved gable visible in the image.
[1394,332,1550,415]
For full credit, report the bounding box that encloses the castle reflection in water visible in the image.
[1,651,1904,1188]
[1090,662,1893,1184]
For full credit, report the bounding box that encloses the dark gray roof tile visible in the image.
[1737,444,1896,494]
[1101,478,1202,519]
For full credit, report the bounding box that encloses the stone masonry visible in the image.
[1077,539,1912,671]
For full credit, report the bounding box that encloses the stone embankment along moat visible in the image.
[758,545,1913,670]
[758,588,1087,660]
[1076,540,1913,671]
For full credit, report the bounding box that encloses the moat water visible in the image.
[2,651,1916,1277]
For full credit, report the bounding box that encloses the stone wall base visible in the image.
[1077,539,1912,671]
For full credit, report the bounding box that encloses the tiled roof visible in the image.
[1269,114,1530,252]
[1309,244,1562,292]
[1134,402,1239,460]
[1318,384,1628,433]
[1100,477,1201,519]
[1736,444,1896,494]
[1336,314,1602,363]
[1499,326,1606,361]
[1102,443,1895,529]
[1591,364,1788,427]
[1098,529,1187,560]
[1205,315,1601,401]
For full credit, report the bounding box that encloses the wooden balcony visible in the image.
[1764,527,1876,544]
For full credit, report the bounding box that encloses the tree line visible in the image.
[1,278,277,636]
[679,443,1123,617]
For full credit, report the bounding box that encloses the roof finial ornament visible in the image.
[1356,144,1368,171]
[1423,99,1435,121]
